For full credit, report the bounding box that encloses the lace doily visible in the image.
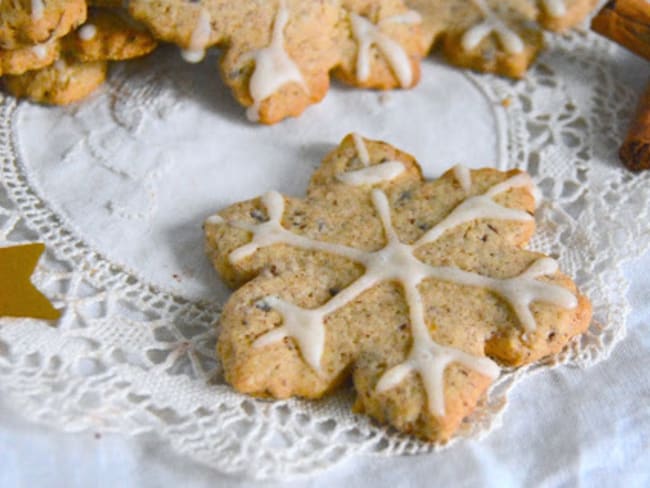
[0,30,648,479]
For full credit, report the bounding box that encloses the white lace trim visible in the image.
[0,31,646,479]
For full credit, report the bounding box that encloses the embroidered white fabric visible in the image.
[0,30,648,480]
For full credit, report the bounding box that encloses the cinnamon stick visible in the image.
[620,82,650,171]
[591,0,650,61]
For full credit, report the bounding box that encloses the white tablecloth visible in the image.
[3,250,648,488]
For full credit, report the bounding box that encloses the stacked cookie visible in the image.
[0,1,157,105]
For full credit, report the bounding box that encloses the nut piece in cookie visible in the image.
[205,134,592,442]
[4,56,107,105]
[0,0,87,49]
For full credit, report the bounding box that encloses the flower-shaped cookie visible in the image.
[204,134,592,441]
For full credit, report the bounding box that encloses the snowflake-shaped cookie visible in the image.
[204,134,591,442]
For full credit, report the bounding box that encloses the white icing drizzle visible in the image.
[453,165,472,194]
[31,44,48,60]
[349,11,421,88]
[180,8,211,63]
[31,0,44,21]
[542,0,567,17]
[336,135,405,186]
[531,183,543,209]
[243,0,307,122]
[78,24,97,41]
[213,170,577,415]
[337,163,405,186]
[462,0,525,54]
[416,173,534,245]
[353,133,370,166]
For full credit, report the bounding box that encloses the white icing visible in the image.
[337,135,405,186]
[78,24,97,41]
[453,165,472,194]
[531,183,543,209]
[416,173,534,245]
[31,44,48,60]
[54,59,66,71]
[180,8,211,63]
[223,191,366,265]
[349,11,420,88]
[215,169,577,415]
[353,133,370,166]
[542,0,567,17]
[462,0,525,54]
[337,162,405,186]
[243,1,307,122]
[31,0,44,21]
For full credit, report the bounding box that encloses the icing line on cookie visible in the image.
[462,0,525,54]
[541,0,567,17]
[31,0,44,21]
[453,165,472,194]
[415,172,534,246]
[31,43,48,60]
[337,162,406,186]
[78,24,97,41]
[181,8,212,63]
[337,135,405,185]
[353,133,371,166]
[212,159,576,414]
[350,12,420,88]
[244,0,308,122]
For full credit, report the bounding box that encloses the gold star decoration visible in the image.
[0,243,60,321]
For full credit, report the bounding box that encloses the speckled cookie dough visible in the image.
[205,134,592,442]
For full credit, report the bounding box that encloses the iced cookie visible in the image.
[440,0,543,79]
[129,0,424,123]
[406,0,598,78]
[537,0,599,32]
[205,134,592,442]
[333,0,425,90]
[0,0,87,49]
[3,56,107,105]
